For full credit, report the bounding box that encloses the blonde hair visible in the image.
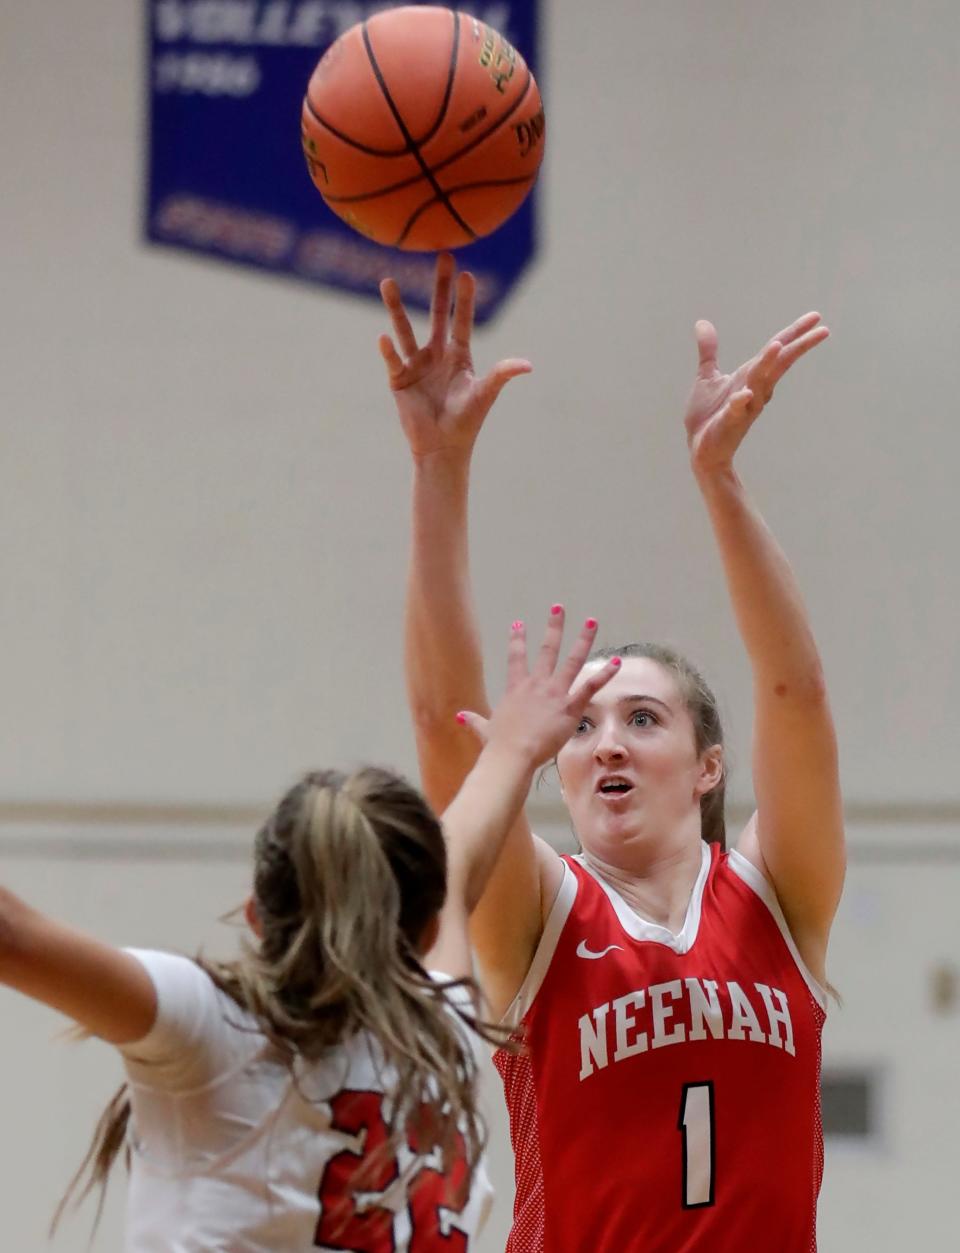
[58,767,503,1232]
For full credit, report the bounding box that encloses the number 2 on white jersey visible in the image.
[678,1081,715,1208]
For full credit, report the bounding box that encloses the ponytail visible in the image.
[227,768,497,1179]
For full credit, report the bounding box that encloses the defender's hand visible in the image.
[458,608,620,767]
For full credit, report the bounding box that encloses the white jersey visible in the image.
[120,950,493,1253]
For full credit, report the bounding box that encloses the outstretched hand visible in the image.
[379,253,532,461]
[684,313,829,476]
[458,608,620,767]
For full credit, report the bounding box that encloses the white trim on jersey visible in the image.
[500,861,578,1031]
[727,849,830,1012]
[499,842,829,1031]
[573,841,712,952]
[500,843,713,1031]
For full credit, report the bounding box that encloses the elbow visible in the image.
[410,699,479,744]
[769,664,829,708]
[408,700,453,739]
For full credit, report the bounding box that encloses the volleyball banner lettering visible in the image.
[145,0,541,322]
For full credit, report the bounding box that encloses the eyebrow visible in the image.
[584,693,672,714]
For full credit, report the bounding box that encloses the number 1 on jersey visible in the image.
[678,1081,715,1209]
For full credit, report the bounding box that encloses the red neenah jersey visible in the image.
[493,842,827,1253]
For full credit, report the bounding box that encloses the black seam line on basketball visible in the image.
[395,173,537,247]
[320,68,535,205]
[303,95,410,158]
[412,8,461,150]
[302,12,456,161]
[326,170,537,206]
[361,19,476,241]
[431,67,532,176]
[395,174,537,248]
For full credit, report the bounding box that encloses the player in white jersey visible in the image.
[0,610,618,1252]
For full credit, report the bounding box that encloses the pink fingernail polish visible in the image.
[585,618,598,630]
[611,656,622,668]
[512,620,524,631]
[551,604,563,615]
[455,712,467,724]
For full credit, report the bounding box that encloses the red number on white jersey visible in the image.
[315,1090,397,1251]
[315,1090,472,1250]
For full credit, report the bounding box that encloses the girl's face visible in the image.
[556,657,722,861]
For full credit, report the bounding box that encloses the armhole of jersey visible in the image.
[726,849,829,1012]
[499,860,578,1031]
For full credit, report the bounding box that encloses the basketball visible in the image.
[300,6,544,251]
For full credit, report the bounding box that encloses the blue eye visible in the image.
[574,719,592,736]
[631,710,657,727]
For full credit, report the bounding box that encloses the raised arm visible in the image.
[0,885,156,1043]
[380,256,561,1015]
[379,255,510,800]
[684,315,845,984]
[427,610,618,979]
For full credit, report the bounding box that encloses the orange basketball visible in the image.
[300,6,545,251]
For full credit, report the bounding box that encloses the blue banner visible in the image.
[145,1,541,322]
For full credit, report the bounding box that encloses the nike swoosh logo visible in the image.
[576,940,623,960]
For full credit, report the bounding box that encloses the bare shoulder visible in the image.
[471,832,566,1021]
[733,812,766,874]
[532,834,566,926]
[733,815,829,989]
[480,837,576,1026]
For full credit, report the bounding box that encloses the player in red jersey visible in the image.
[379,254,845,1252]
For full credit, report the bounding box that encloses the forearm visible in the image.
[441,741,535,915]
[0,886,26,976]
[695,465,825,698]
[406,451,490,728]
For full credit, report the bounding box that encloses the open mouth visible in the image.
[596,777,634,798]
